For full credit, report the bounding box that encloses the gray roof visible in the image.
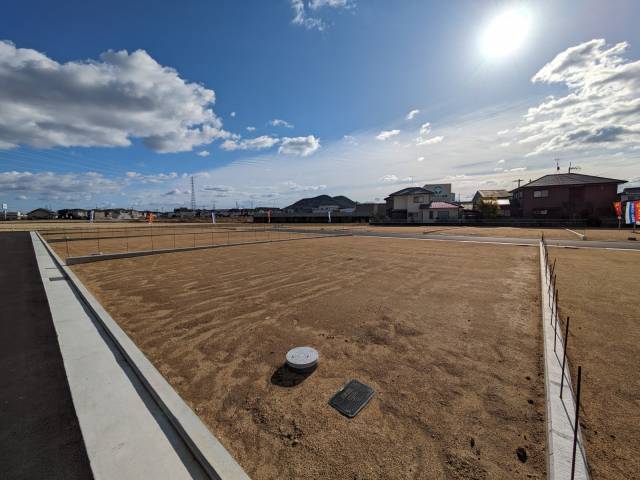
[515,173,626,190]
[387,187,433,197]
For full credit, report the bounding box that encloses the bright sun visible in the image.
[480,7,532,60]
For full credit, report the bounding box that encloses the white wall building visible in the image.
[385,185,461,223]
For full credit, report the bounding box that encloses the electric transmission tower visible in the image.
[190,176,197,211]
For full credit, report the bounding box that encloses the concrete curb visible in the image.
[36,232,251,480]
[539,241,590,480]
[64,233,352,265]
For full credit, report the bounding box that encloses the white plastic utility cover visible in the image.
[286,347,319,371]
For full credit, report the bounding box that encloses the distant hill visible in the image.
[285,195,356,211]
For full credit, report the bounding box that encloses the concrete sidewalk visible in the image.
[0,232,93,480]
[30,233,215,479]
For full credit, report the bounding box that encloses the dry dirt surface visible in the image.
[550,248,640,480]
[72,237,546,479]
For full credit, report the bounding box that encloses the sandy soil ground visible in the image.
[48,228,323,259]
[549,248,640,480]
[72,237,546,479]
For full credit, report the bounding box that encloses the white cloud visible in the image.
[376,129,400,141]
[0,41,230,153]
[309,0,353,8]
[418,122,431,136]
[290,0,354,31]
[497,129,510,135]
[497,159,505,164]
[196,150,210,157]
[343,135,358,145]
[279,135,321,156]
[125,171,178,184]
[162,188,186,196]
[230,111,236,118]
[406,109,420,120]
[379,174,399,183]
[220,135,279,151]
[17,194,28,200]
[0,171,119,200]
[246,126,256,132]
[269,118,294,128]
[203,184,236,197]
[417,156,425,162]
[415,122,444,145]
[283,180,326,191]
[518,39,640,156]
[420,136,444,145]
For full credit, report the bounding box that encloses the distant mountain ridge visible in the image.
[285,195,356,211]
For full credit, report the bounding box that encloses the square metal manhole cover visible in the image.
[329,379,374,418]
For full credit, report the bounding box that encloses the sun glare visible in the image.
[480,7,532,60]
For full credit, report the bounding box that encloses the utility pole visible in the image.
[514,178,523,189]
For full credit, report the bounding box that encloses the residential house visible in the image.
[27,208,57,220]
[58,208,88,220]
[510,173,626,218]
[472,189,511,217]
[385,185,461,223]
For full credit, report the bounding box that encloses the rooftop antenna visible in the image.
[190,176,197,210]
[555,158,560,172]
[514,178,523,188]
[568,162,581,173]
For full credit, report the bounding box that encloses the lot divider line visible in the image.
[539,241,590,480]
[35,232,251,480]
[564,228,586,240]
[349,234,538,247]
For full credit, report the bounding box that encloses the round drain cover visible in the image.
[286,346,319,371]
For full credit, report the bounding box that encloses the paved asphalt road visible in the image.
[0,232,93,479]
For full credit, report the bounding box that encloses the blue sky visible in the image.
[1,0,639,211]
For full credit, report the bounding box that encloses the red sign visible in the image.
[613,201,622,218]
[636,200,640,224]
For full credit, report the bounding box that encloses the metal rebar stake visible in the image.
[560,316,571,399]
[570,366,583,480]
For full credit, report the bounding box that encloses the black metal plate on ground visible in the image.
[329,379,375,418]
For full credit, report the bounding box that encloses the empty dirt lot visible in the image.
[71,237,545,479]
[550,248,640,480]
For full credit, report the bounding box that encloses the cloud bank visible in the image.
[0,41,230,153]
[519,39,640,155]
